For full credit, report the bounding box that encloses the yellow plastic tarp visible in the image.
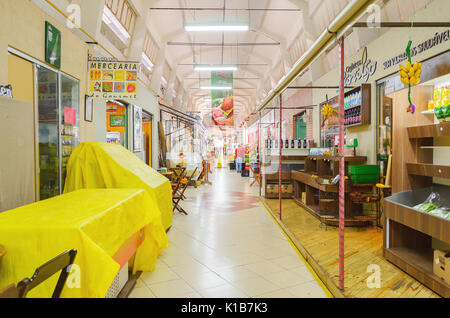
[64,142,173,230]
[0,189,168,298]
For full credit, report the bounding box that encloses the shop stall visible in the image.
[0,189,168,298]
[64,142,173,230]
[257,1,450,297]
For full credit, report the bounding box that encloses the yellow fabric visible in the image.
[0,189,168,298]
[64,142,173,230]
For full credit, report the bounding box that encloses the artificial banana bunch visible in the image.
[399,61,422,86]
[322,104,334,117]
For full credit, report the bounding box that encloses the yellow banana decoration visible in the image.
[398,61,422,87]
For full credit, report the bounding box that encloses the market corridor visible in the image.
[129,168,328,298]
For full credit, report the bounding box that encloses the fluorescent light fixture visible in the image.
[200,86,232,90]
[194,65,238,71]
[185,24,249,32]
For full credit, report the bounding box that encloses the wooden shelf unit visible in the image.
[407,122,450,139]
[291,155,372,227]
[384,85,450,297]
[406,163,450,179]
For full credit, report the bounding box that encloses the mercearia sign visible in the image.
[0,85,13,99]
[344,47,378,86]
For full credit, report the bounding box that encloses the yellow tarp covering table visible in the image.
[64,142,173,230]
[0,189,168,298]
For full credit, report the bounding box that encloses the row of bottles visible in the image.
[344,91,362,109]
[345,106,362,126]
[265,139,311,149]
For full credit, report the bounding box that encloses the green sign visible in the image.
[110,115,126,127]
[211,71,234,127]
[45,21,61,69]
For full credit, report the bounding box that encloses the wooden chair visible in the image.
[173,179,189,215]
[250,165,261,187]
[0,249,77,298]
[172,167,198,215]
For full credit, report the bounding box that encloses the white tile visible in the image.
[214,266,261,283]
[140,267,180,286]
[269,255,307,270]
[183,272,229,291]
[149,279,195,298]
[287,281,328,298]
[263,270,314,288]
[231,277,280,297]
[198,284,249,298]
[243,261,285,276]
[128,284,156,298]
[155,169,325,300]
[256,289,297,298]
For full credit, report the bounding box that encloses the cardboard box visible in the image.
[433,249,450,285]
[281,184,293,194]
[266,184,278,194]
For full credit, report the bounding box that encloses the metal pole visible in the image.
[353,22,450,28]
[338,36,346,291]
[279,94,283,221]
[259,111,262,197]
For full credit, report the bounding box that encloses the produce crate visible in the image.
[348,165,380,184]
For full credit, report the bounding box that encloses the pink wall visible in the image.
[282,84,313,140]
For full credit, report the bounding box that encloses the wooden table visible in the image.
[160,171,174,181]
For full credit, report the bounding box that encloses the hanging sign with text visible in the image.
[344,47,378,86]
[88,59,139,99]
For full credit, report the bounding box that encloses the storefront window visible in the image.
[36,68,80,200]
[106,101,128,147]
[60,74,80,191]
[37,67,60,200]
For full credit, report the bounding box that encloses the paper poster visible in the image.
[211,71,234,127]
[64,106,76,125]
[88,60,139,99]
[133,105,143,152]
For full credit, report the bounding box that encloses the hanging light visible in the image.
[194,65,238,71]
[185,24,249,32]
[200,86,232,90]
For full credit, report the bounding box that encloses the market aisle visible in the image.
[129,168,328,298]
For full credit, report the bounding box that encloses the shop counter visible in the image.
[64,142,173,230]
[0,189,168,298]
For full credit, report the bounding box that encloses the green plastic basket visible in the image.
[348,165,380,184]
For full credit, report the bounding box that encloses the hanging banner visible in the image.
[88,59,139,99]
[45,21,61,69]
[211,71,234,127]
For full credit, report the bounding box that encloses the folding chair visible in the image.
[0,249,77,298]
[173,179,189,215]
[172,167,198,215]
[250,165,261,187]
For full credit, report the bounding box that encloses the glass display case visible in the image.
[37,67,80,200]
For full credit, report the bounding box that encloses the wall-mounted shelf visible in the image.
[406,163,450,179]
[407,122,450,138]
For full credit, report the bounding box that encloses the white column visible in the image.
[150,44,166,95]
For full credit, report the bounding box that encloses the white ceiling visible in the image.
[145,0,357,124]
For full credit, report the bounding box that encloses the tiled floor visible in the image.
[129,168,328,298]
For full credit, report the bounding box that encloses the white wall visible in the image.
[311,0,450,164]
[94,81,160,169]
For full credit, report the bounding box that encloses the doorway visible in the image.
[142,111,153,166]
[294,112,307,140]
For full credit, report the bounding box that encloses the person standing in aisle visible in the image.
[236,144,244,173]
